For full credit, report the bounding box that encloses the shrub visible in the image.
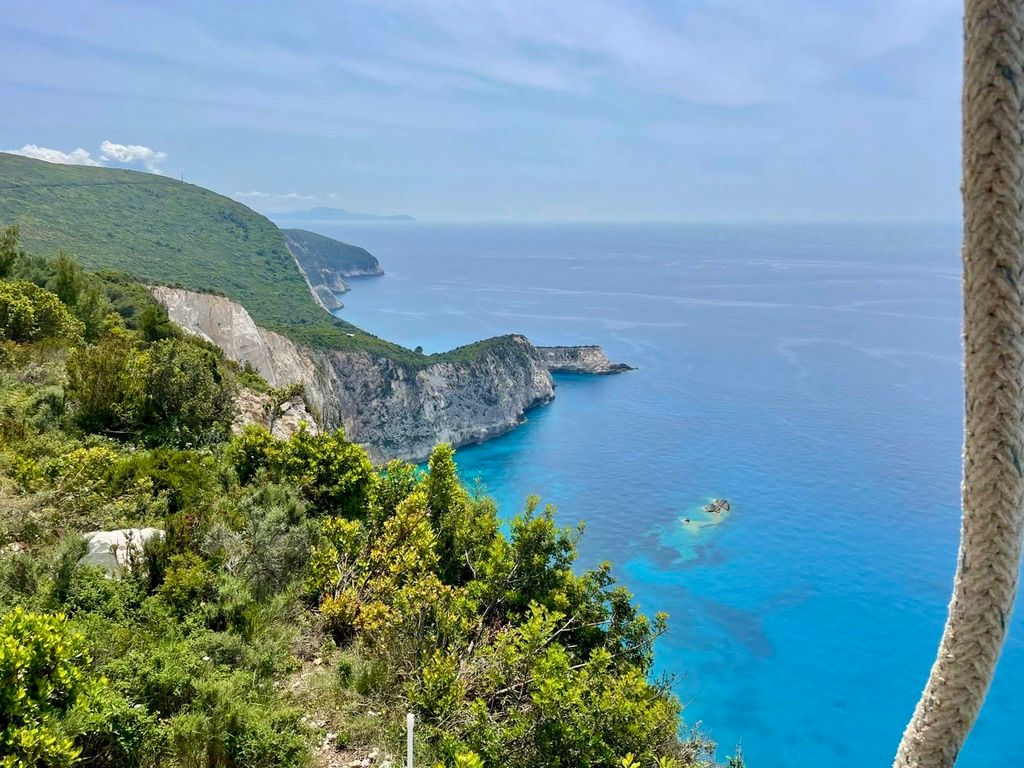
[279,427,375,517]
[232,483,314,601]
[0,609,93,767]
[70,686,165,768]
[0,281,84,345]
[142,338,235,446]
[65,328,147,434]
[159,553,218,618]
[226,425,279,485]
[105,637,207,718]
[166,677,310,768]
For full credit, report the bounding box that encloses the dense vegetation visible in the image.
[0,153,316,329]
[0,154,512,368]
[0,230,740,767]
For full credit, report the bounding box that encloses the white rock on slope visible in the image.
[83,528,163,573]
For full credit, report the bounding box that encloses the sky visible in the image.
[1,0,962,222]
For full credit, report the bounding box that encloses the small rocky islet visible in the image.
[681,498,731,525]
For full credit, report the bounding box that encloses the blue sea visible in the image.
[315,222,1021,767]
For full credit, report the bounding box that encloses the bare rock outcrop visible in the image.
[233,390,320,440]
[83,528,163,574]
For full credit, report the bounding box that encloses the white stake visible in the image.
[406,712,414,768]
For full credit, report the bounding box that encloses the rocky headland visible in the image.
[536,345,634,374]
[282,228,383,312]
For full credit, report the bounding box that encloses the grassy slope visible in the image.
[0,153,512,367]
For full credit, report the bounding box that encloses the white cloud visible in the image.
[99,141,167,173]
[6,140,168,173]
[7,144,103,165]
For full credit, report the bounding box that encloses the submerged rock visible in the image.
[703,498,730,514]
[535,345,634,375]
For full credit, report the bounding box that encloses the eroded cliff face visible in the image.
[149,286,320,389]
[536,346,634,374]
[150,286,554,462]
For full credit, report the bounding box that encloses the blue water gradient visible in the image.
[319,222,1021,766]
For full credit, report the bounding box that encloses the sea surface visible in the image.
[312,221,1021,767]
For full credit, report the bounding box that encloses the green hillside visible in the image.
[0,152,316,327]
[0,153,509,365]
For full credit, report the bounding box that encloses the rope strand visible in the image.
[895,2,1024,765]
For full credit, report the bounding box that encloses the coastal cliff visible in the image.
[282,228,383,312]
[536,345,634,374]
[150,286,554,462]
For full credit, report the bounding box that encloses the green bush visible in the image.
[70,686,165,768]
[166,678,310,768]
[278,427,375,517]
[65,328,147,434]
[142,338,235,446]
[105,637,207,718]
[158,553,218,618]
[231,483,314,601]
[0,281,84,345]
[65,329,234,445]
[225,425,279,485]
[0,609,94,767]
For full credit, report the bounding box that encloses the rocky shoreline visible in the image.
[151,289,630,463]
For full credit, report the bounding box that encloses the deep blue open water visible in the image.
[315,222,1021,767]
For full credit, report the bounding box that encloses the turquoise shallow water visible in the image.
[316,222,1022,766]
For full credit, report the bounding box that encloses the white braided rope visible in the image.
[894,1,1024,766]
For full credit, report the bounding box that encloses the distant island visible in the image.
[272,206,415,222]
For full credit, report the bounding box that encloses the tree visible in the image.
[137,302,177,343]
[425,444,466,582]
[71,285,109,341]
[0,225,22,278]
[426,445,498,585]
[142,338,235,445]
[52,253,82,308]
